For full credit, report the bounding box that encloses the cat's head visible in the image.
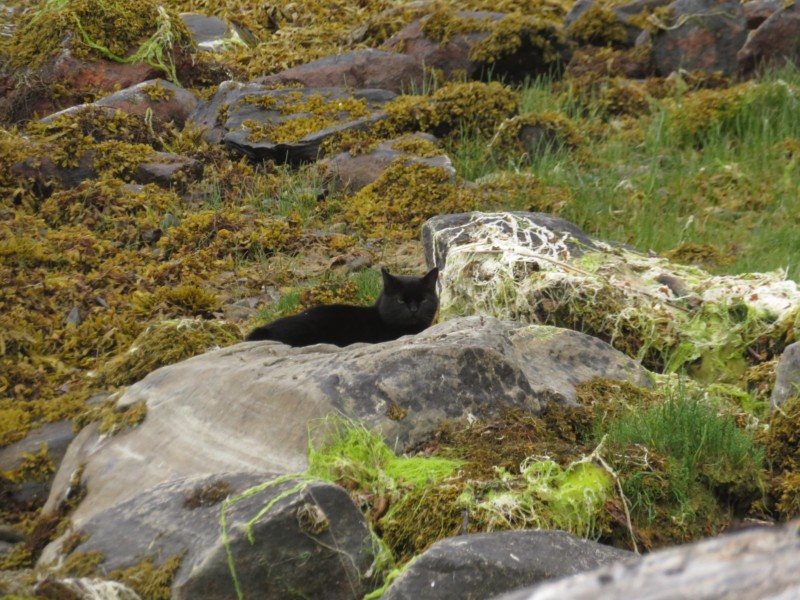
[377,267,439,330]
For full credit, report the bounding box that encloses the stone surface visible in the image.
[383,530,634,600]
[321,133,455,193]
[43,316,648,529]
[134,151,204,189]
[0,420,75,506]
[383,12,570,82]
[738,4,800,79]
[42,473,380,600]
[742,0,783,30]
[95,79,199,127]
[771,341,800,408]
[180,13,253,52]
[565,0,672,47]
[495,521,800,600]
[256,49,425,94]
[190,83,396,164]
[423,212,604,271]
[650,0,746,77]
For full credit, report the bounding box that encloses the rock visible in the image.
[255,49,425,95]
[95,79,199,127]
[495,521,800,600]
[738,4,800,79]
[650,0,746,77]
[134,151,204,189]
[383,11,570,82]
[565,0,672,47]
[0,420,76,507]
[32,577,141,600]
[43,316,649,529]
[742,0,783,30]
[180,13,253,52]
[383,530,634,600]
[423,212,603,271]
[321,133,455,193]
[423,212,800,377]
[771,341,800,408]
[42,472,380,600]
[189,83,396,164]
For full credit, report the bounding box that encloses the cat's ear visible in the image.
[422,267,439,288]
[381,267,398,292]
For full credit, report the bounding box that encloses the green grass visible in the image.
[448,66,800,280]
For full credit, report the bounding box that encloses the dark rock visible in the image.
[189,83,396,164]
[255,49,425,94]
[95,79,199,127]
[650,0,746,77]
[321,133,455,193]
[180,13,254,52]
[383,11,570,83]
[771,341,800,408]
[738,4,800,79]
[0,421,76,507]
[383,530,635,600]
[742,0,782,30]
[495,521,800,600]
[42,473,381,600]
[565,0,672,47]
[423,212,603,271]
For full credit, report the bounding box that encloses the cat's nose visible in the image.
[409,305,418,313]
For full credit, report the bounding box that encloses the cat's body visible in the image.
[245,267,439,347]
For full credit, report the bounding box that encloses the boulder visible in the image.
[189,83,396,164]
[0,420,75,507]
[255,49,425,94]
[43,316,649,529]
[742,0,783,30]
[43,472,381,600]
[134,151,204,189]
[321,133,455,193]
[771,341,800,408]
[180,13,254,53]
[95,79,200,127]
[495,521,800,599]
[383,11,570,82]
[738,4,800,79]
[423,212,800,377]
[383,530,634,600]
[565,0,672,47]
[650,0,746,77]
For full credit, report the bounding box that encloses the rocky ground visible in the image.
[2,0,800,598]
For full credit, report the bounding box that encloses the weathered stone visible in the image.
[0,421,75,506]
[383,530,634,600]
[383,12,570,82]
[423,212,603,271]
[742,0,783,30]
[43,316,648,529]
[771,341,800,408]
[32,577,141,600]
[95,79,199,127]
[650,0,746,77]
[565,0,672,47]
[255,49,425,94]
[134,151,204,189]
[42,473,380,600]
[180,13,253,52]
[495,521,800,600]
[321,133,455,193]
[738,4,800,79]
[189,83,396,164]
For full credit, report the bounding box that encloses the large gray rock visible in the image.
[738,3,800,79]
[495,521,800,600]
[43,317,648,530]
[383,530,634,600]
[43,472,381,600]
[771,341,800,408]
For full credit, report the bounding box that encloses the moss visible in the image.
[183,480,232,509]
[343,160,473,239]
[487,111,582,165]
[58,550,106,577]
[567,4,628,47]
[2,444,55,485]
[107,554,183,600]
[142,81,175,102]
[101,318,242,387]
[6,0,194,82]
[389,136,441,158]
[132,284,222,319]
[662,242,735,268]
[468,13,567,71]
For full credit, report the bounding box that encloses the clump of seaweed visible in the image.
[486,111,582,166]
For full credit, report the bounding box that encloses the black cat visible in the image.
[245,267,439,347]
